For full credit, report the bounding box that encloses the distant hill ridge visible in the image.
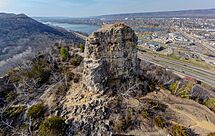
[0,13,83,74]
[97,8,215,19]
[0,13,27,17]
[0,13,76,38]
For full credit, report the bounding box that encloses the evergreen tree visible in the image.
[60,47,69,61]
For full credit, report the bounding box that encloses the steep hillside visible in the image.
[0,13,83,74]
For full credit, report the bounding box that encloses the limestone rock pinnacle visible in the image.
[83,23,139,92]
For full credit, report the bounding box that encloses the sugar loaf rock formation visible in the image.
[83,23,139,92]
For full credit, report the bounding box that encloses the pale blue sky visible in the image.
[0,0,215,17]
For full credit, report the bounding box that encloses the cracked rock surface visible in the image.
[83,23,139,92]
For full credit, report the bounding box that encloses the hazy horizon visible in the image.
[0,0,215,17]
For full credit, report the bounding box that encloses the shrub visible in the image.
[5,92,17,102]
[4,106,25,119]
[125,108,132,126]
[204,98,215,112]
[60,47,69,61]
[114,118,124,133]
[179,90,187,98]
[27,102,45,120]
[141,108,150,118]
[208,132,215,136]
[80,43,84,53]
[38,116,66,136]
[25,60,50,84]
[70,54,83,66]
[7,69,21,83]
[170,124,187,136]
[185,82,193,91]
[8,58,50,85]
[179,82,193,98]
[154,116,167,128]
[169,81,178,92]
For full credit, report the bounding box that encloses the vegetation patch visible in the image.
[25,59,51,84]
[60,46,69,61]
[154,116,167,128]
[5,91,18,102]
[124,108,134,129]
[70,54,83,66]
[179,82,193,98]
[7,69,21,83]
[3,106,25,119]
[141,108,150,118]
[208,132,215,136]
[170,124,187,136]
[7,56,51,86]
[114,118,125,133]
[169,81,178,93]
[80,43,85,53]
[27,102,45,120]
[203,98,215,112]
[179,90,188,98]
[185,82,193,92]
[38,116,66,136]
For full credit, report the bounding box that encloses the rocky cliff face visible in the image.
[83,23,139,92]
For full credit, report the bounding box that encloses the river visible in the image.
[42,22,99,35]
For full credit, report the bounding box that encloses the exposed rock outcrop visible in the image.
[191,84,215,101]
[63,23,143,135]
[83,23,139,92]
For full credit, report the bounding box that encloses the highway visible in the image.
[138,51,215,87]
[75,32,215,87]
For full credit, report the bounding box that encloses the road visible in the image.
[138,51,215,87]
[75,32,215,87]
[179,29,215,54]
[74,32,88,40]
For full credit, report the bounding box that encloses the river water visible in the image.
[42,21,163,35]
[42,22,99,35]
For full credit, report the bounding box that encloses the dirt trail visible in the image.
[145,89,215,134]
[167,103,215,131]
